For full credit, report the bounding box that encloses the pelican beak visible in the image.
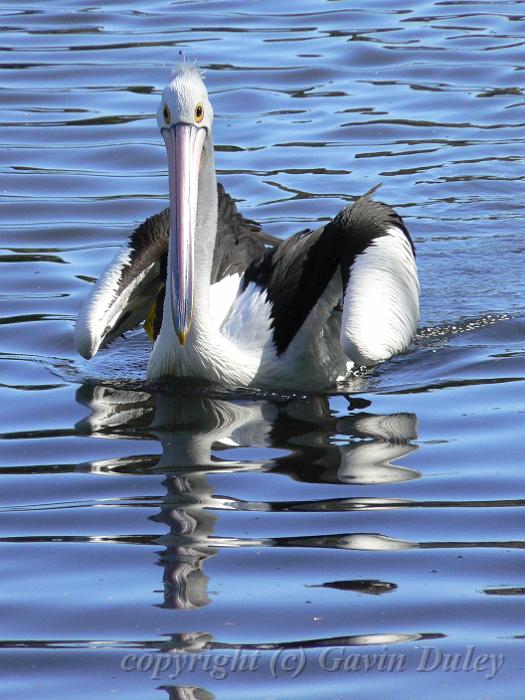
[162,123,206,345]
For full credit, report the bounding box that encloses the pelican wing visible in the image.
[240,189,418,362]
[337,194,419,365]
[75,184,276,359]
[213,183,279,282]
[240,221,339,354]
[75,208,169,359]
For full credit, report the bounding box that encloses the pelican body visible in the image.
[75,64,419,390]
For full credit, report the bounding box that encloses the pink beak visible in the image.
[162,123,206,345]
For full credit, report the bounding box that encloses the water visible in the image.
[1,1,524,698]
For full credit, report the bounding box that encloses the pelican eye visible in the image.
[163,104,171,124]
[195,103,204,124]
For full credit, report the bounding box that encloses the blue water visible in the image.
[1,1,524,698]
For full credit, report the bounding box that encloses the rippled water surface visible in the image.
[1,1,525,698]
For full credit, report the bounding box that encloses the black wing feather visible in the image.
[241,189,415,356]
[241,224,340,355]
[212,183,279,283]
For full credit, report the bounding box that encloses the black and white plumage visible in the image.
[74,183,276,358]
[75,64,419,390]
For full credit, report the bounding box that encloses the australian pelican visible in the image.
[75,64,419,390]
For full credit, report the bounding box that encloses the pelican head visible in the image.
[157,64,214,345]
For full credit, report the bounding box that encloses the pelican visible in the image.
[75,64,419,390]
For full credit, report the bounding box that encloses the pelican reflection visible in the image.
[75,383,420,613]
